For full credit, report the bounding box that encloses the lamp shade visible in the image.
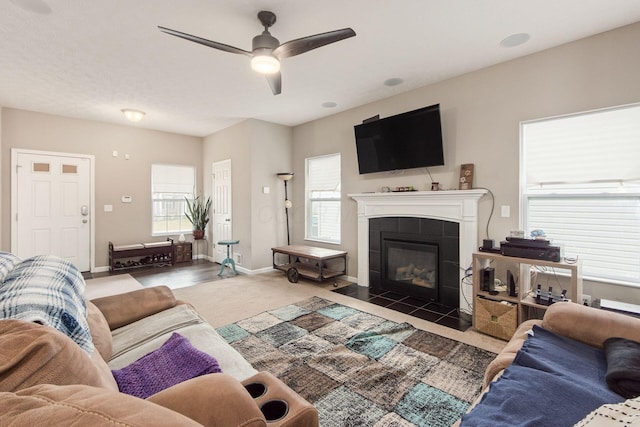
[277,172,294,181]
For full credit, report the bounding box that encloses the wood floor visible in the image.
[90,260,231,288]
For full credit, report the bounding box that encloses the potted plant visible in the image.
[184,196,211,240]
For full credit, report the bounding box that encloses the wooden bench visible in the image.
[271,245,347,286]
[109,238,174,272]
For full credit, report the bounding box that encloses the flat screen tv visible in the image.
[354,104,444,174]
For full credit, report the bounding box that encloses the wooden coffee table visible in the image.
[271,245,347,286]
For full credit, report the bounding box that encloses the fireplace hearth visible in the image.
[370,218,459,307]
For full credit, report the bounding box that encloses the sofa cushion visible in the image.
[91,286,177,330]
[0,320,117,392]
[112,332,221,399]
[0,383,203,426]
[86,301,113,361]
[108,303,257,381]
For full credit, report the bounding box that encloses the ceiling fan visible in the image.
[158,11,356,95]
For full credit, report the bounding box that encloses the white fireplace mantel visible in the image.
[348,189,487,314]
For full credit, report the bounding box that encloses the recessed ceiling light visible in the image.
[121,109,146,122]
[10,0,52,15]
[384,78,404,87]
[321,101,337,108]
[500,33,530,48]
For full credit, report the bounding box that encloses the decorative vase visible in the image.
[193,230,205,240]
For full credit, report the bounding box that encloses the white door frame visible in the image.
[10,148,96,272]
[212,159,232,264]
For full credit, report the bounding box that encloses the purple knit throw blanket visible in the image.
[112,332,222,399]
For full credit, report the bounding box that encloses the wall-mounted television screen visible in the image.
[354,104,444,174]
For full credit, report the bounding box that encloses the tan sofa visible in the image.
[0,285,319,426]
[459,302,640,426]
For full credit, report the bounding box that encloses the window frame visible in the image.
[520,103,640,287]
[151,164,196,237]
[305,153,341,245]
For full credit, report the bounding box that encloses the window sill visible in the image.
[304,237,341,246]
[152,232,192,238]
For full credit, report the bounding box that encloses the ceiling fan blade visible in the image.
[273,28,356,59]
[266,72,282,95]
[158,26,251,56]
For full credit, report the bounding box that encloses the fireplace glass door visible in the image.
[382,238,439,301]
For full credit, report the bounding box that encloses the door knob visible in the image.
[82,219,88,224]
[225,218,231,222]
[81,205,89,216]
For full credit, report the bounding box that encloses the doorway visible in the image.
[212,159,232,264]
[11,149,94,271]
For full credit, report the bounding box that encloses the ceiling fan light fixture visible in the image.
[251,54,280,74]
[121,109,145,122]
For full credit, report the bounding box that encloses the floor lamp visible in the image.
[277,173,294,245]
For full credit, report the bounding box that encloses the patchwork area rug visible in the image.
[216,297,496,427]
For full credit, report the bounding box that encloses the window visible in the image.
[151,164,195,235]
[306,153,341,244]
[521,103,640,286]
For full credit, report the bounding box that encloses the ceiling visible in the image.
[1,0,639,137]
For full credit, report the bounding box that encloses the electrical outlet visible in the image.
[582,294,592,306]
[235,253,242,265]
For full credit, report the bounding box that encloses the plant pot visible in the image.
[193,230,205,240]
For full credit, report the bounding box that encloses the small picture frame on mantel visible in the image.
[459,163,474,190]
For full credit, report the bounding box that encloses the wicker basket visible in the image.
[475,297,517,340]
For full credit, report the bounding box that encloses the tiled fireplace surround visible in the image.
[349,190,487,316]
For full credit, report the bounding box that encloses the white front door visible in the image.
[212,159,232,264]
[11,150,93,271]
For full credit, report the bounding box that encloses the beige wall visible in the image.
[203,120,251,266]
[248,120,293,268]
[203,119,292,270]
[1,108,202,269]
[291,23,640,303]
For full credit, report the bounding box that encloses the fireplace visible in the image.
[349,190,487,314]
[369,218,459,307]
[382,235,438,301]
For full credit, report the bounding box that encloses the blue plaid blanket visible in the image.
[0,252,94,356]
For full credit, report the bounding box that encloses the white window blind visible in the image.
[306,153,341,244]
[151,164,195,235]
[521,103,640,286]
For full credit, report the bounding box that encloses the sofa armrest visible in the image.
[542,302,640,349]
[91,286,177,330]
[482,319,541,388]
[147,374,267,427]
[1,384,202,426]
